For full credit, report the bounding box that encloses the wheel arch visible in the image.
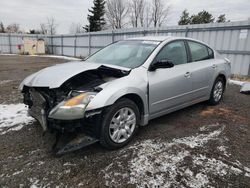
[117,93,145,118]
[217,73,227,85]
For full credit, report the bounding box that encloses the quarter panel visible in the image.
[189,59,214,99]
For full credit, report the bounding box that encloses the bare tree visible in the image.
[47,17,57,35]
[40,17,58,35]
[106,0,129,29]
[69,23,83,34]
[40,23,48,34]
[129,0,145,27]
[6,23,20,33]
[151,0,170,27]
[139,0,152,27]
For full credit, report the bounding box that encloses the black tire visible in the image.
[100,98,140,150]
[208,77,225,105]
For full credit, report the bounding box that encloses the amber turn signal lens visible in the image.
[64,93,87,107]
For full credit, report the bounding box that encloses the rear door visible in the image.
[148,40,193,117]
[186,41,215,100]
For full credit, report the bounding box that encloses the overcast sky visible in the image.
[0,0,249,34]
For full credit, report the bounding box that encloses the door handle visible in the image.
[184,72,191,78]
[212,64,217,68]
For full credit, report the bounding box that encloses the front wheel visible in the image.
[100,98,140,149]
[208,77,225,105]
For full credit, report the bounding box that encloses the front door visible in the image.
[148,40,193,118]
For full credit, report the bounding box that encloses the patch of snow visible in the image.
[78,183,84,187]
[37,161,45,166]
[185,172,209,188]
[0,80,13,85]
[29,55,82,61]
[63,162,76,167]
[217,145,230,157]
[173,125,224,148]
[199,123,219,132]
[103,124,250,188]
[14,155,24,160]
[13,170,23,176]
[64,169,71,174]
[228,79,245,86]
[29,149,41,155]
[0,104,34,135]
[0,53,82,61]
[29,178,40,188]
[0,54,17,56]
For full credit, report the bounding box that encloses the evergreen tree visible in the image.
[0,22,5,33]
[217,14,227,23]
[28,29,42,34]
[178,10,190,25]
[84,0,106,32]
[190,10,214,24]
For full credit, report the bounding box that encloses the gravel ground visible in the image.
[0,55,250,187]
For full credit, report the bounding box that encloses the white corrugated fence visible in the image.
[0,20,250,76]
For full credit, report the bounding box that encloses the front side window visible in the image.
[86,40,160,69]
[188,41,213,62]
[155,41,188,65]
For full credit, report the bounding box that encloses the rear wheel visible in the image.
[208,77,225,105]
[100,98,140,149]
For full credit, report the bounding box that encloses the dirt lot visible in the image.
[0,55,250,187]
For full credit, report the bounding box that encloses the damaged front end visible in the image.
[21,65,130,154]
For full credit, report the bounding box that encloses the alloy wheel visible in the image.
[213,81,224,102]
[109,107,136,144]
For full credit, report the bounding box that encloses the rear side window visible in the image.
[188,41,214,62]
[155,41,188,65]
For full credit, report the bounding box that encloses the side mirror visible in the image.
[149,59,174,71]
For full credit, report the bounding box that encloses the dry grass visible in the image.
[200,107,232,117]
[200,107,247,121]
[232,75,250,82]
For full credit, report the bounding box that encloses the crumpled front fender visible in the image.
[85,67,149,124]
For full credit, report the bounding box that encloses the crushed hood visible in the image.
[19,61,130,90]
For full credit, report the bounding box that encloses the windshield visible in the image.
[85,40,160,69]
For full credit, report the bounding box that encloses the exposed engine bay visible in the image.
[21,65,130,154]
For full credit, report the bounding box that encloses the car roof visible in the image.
[126,36,213,49]
[126,36,178,42]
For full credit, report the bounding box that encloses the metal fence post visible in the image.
[185,26,189,37]
[61,35,64,55]
[51,36,54,54]
[88,32,91,56]
[74,35,77,57]
[248,64,250,76]
[112,30,114,43]
[8,34,12,54]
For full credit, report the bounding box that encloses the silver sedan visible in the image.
[20,36,231,153]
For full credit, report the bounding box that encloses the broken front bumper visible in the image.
[48,114,102,155]
[26,89,103,154]
[28,89,48,131]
